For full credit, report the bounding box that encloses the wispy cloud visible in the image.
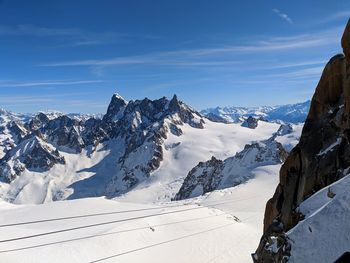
[267,60,326,69]
[272,9,293,24]
[42,27,341,68]
[318,11,350,24]
[0,79,104,88]
[0,94,106,110]
[0,24,158,47]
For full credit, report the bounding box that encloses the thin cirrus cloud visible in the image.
[318,11,350,25]
[0,24,158,47]
[0,94,106,109]
[272,9,293,24]
[42,27,342,68]
[0,79,104,88]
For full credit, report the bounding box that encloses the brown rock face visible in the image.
[254,19,350,262]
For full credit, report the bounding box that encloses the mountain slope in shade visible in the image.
[201,100,310,124]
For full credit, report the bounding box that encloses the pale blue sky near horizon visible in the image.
[0,0,349,113]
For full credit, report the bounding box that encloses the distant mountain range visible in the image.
[201,100,310,124]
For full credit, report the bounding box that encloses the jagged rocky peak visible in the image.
[27,112,50,130]
[174,136,287,201]
[254,19,350,262]
[103,93,128,122]
[168,94,205,129]
[39,115,85,153]
[0,136,65,182]
[103,93,205,131]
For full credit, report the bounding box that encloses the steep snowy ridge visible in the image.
[202,100,310,124]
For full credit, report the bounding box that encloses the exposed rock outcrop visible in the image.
[254,19,350,262]
[0,136,65,182]
[241,116,260,129]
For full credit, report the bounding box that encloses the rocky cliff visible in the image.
[253,19,350,262]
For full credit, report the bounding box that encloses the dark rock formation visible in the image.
[0,136,65,182]
[26,112,50,131]
[275,124,293,136]
[241,116,260,129]
[173,156,224,200]
[254,19,350,262]
[102,93,127,123]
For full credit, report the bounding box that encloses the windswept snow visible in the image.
[287,174,350,263]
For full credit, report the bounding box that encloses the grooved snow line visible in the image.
[89,223,234,263]
[0,195,261,228]
[0,197,259,243]
[0,213,227,253]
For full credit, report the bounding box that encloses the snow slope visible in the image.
[286,174,350,263]
[0,164,281,263]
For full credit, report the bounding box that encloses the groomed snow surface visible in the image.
[0,165,280,263]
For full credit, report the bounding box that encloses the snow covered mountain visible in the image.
[201,100,310,124]
[0,93,304,205]
[0,94,208,203]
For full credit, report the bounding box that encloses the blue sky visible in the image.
[0,0,349,113]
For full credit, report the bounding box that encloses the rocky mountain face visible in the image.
[201,101,310,124]
[241,116,262,129]
[174,132,289,200]
[0,93,205,202]
[253,19,350,262]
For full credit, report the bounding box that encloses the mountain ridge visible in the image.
[201,100,310,124]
